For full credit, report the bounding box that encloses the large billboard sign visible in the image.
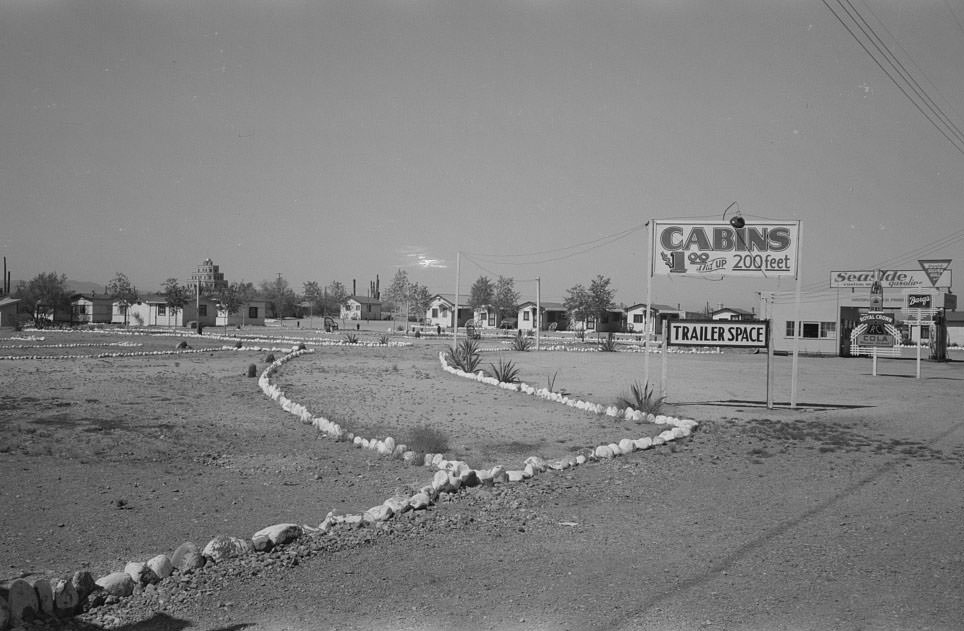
[652,220,800,278]
[829,269,951,289]
[666,320,769,348]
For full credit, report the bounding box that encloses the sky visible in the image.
[2,0,963,312]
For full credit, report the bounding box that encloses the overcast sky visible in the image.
[2,0,962,310]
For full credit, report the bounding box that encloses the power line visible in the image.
[822,0,964,155]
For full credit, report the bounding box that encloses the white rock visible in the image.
[202,535,254,563]
[409,492,432,510]
[594,445,615,459]
[490,466,508,484]
[634,437,653,450]
[384,495,410,514]
[147,555,173,579]
[432,470,450,491]
[363,504,394,523]
[171,542,205,573]
[523,456,547,472]
[575,454,587,465]
[252,523,303,549]
[124,561,159,586]
[95,572,134,598]
[384,436,396,452]
[506,470,526,482]
[618,438,636,454]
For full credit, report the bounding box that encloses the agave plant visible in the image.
[599,332,618,352]
[486,356,520,384]
[343,333,359,344]
[616,380,665,416]
[378,333,390,345]
[445,338,481,373]
[511,331,533,351]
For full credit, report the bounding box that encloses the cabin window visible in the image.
[248,306,259,319]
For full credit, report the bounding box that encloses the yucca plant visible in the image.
[445,338,481,373]
[511,331,533,351]
[599,332,618,352]
[343,333,359,344]
[616,380,666,416]
[378,333,390,345]
[486,356,520,384]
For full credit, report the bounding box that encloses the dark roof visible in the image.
[517,301,566,311]
[626,303,683,313]
[946,311,964,323]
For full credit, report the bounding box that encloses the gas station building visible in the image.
[759,265,957,357]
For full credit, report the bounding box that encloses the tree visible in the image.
[492,276,519,324]
[469,276,494,308]
[385,269,410,312]
[14,272,70,326]
[409,282,432,323]
[105,272,139,326]
[302,281,324,316]
[563,283,590,328]
[564,275,615,330]
[161,278,189,327]
[587,275,616,317]
[325,281,349,316]
[215,281,252,330]
[260,276,297,319]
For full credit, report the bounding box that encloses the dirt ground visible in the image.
[2,328,963,630]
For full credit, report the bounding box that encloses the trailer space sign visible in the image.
[652,220,800,278]
[667,320,770,348]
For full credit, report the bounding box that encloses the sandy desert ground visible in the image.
[1,326,962,630]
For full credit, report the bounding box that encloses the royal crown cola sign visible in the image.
[651,219,800,278]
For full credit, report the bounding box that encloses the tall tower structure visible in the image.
[188,258,228,293]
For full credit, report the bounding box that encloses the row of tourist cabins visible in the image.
[0,259,753,335]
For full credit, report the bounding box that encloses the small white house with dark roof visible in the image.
[517,301,569,332]
[625,303,686,335]
[424,294,472,329]
[340,296,382,321]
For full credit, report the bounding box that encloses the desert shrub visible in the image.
[406,424,449,456]
[175,340,189,350]
[599,333,617,352]
[511,331,532,351]
[378,333,390,345]
[616,380,665,416]
[246,363,258,378]
[297,342,307,350]
[235,340,243,349]
[265,353,276,363]
[344,333,359,344]
[445,338,481,373]
[486,356,520,384]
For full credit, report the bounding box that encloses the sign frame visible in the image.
[665,319,770,349]
[651,219,801,279]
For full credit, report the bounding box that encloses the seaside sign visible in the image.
[829,268,951,289]
[651,220,800,278]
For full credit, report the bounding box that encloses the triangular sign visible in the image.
[918,259,951,287]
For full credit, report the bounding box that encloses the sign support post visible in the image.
[644,220,654,390]
[790,222,802,407]
[766,319,774,409]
